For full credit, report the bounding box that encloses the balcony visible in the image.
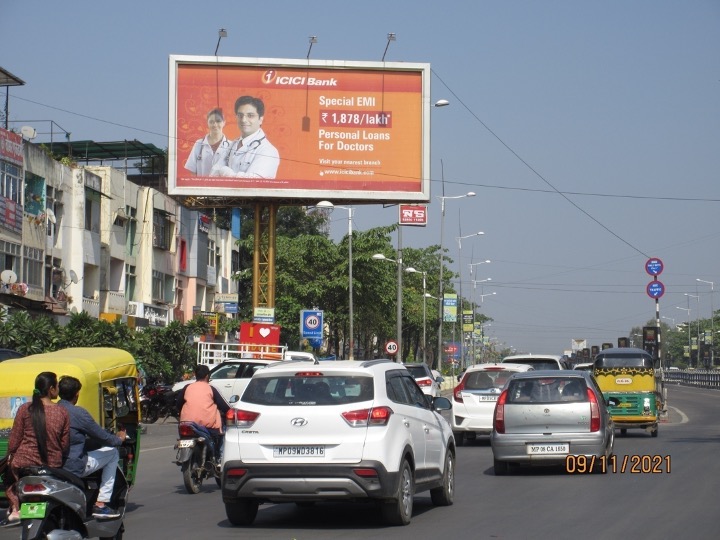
[106,291,126,314]
[82,297,100,318]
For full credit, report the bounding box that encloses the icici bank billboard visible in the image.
[168,56,430,203]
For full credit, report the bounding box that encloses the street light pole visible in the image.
[316,201,354,359]
[456,231,484,370]
[436,191,475,371]
[686,293,700,368]
[373,252,404,362]
[406,268,429,364]
[697,279,714,367]
[677,304,692,367]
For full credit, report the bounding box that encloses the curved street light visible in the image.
[436,191,476,370]
[696,279,715,367]
[373,253,402,361]
[406,267,429,364]
[317,200,354,359]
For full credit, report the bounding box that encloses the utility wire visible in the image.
[432,68,650,259]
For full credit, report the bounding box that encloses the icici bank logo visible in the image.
[262,70,277,84]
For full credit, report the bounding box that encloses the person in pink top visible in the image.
[176,365,230,459]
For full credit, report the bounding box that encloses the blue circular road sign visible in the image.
[647,280,665,299]
[645,258,664,276]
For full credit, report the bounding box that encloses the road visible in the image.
[2,385,718,539]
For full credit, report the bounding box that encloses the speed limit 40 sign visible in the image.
[300,310,323,339]
[385,340,398,356]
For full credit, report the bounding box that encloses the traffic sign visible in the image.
[300,310,323,339]
[645,258,664,276]
[646,280,665,299]
[385,340,398,356]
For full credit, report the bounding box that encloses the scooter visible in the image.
[174,421,221,494]
[16,462,128,539]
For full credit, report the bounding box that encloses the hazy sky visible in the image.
[3,1,719,355]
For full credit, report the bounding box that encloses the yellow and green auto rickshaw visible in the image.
[0,347,142,502]
[593,346,664,437]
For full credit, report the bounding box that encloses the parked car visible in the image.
[451,363,534,445]
[490,370,614,475]
[172,358,280,402]
[403,362,444,398]
[221,359,456,526]
[573,362,594,371]
[501,354,568,370]
[284,350,319,362]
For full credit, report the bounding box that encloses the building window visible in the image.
[0,161,21,203]
[208,240,216,268]
[23,246,43,287]
[152,270,175,303]
[126,206,137,256]
[125,263,136,300]
[153,210,172,250]
[0,240,21,275]
[84,189,100,233]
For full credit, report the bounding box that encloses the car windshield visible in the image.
[594,354,653,369]
[504,359,559,370]
[463,370,514,390]
[243,375,374,406]
[404,365,430,379]
[506,377,587,403]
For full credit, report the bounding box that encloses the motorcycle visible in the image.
[140,383,178,424]
[174,421,222,494]
[16,457,130,539]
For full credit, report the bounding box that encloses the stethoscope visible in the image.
[232,136,265,155]
[196,138,229,161]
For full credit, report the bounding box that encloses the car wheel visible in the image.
[651,424,659,438]
[493,458,509,476]
[454,432,465,447]
[225,499,259,526]
[382,460,414,526]
[620,428,627,437]
[430,451,455,506]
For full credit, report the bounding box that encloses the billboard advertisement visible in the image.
[169,56,430,203]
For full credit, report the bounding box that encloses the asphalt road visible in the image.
[2,384,718,539]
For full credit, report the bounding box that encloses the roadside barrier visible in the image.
[663,369,720,389]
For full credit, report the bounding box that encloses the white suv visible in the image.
[221,359,456,526]
[501,354,568,370]
[171,358,279,402]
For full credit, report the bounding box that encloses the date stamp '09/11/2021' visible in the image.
[565,454,671,474]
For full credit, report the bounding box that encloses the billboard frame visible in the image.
[168,55,431,206]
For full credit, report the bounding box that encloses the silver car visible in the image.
[490,370,614,475]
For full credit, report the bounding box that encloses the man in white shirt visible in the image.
[211,96,280,179]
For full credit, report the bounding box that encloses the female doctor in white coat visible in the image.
[184,108,230,176]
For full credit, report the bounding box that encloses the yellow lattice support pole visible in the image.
[252,202,277,309]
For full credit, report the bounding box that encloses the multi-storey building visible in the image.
[0,126,240,327]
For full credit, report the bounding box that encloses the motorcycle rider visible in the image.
[176,364,230,460]
[58,376,126,519]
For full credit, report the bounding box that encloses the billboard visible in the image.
[169,56,430,203]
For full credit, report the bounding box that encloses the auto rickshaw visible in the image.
[0,347,142,504]
[593,346,663,437]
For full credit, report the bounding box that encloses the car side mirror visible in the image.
[432,396,452,411]
[228,395,239,404]
[436,376,445,383]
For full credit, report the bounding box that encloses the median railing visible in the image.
[663,369,720,389]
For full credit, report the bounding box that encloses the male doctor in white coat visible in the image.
[211,96,280,179]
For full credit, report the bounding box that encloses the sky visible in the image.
[3,0,719,355]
